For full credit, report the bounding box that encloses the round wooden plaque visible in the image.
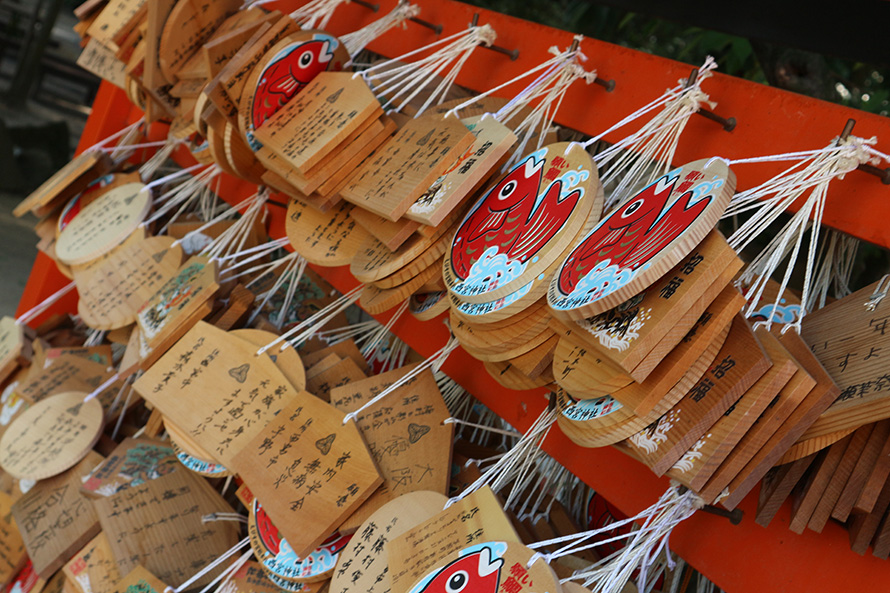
[483,360,553,391]
[406,540,562,593]
[239,31,349,150]
[409,291,450,321]
[548,159,735,320]
[285,199,371,267]
[445,142,601,303]
[331,491,448,593]
[56,172,140,237]
[361,260,441,315]
[249,499,351,584]
[351,218,456,284]
[158,0,240,82]
[232,329,307,390]
[164,417,232,477]
[75,235,184,331]
[450,299,551,357]
[0,392,103,480]
[55,182,152,265]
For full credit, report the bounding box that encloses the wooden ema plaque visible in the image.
[248,500,351,584]
[572,230,740,382]
[305,356,367,402]
[666,326,798,491]
[80,438,178,498]
[92,468,239,588]
[227,561,284,593]
[484,360,553,391]
[63,532,122,593]
[0,491,26,587]
[158,0,240,82]
[331,491,447,593]
[361,261,441,315]
[12,451,103,578]
[134,321,299,467]
[55,183,151,266]
[445,142,601,303]
[135,256,218,353]
[405,541,561,593]
[0,392,103,481]
[285,199,371,267]
[405,115,516,227]
[13,151,113,219]
[15,352,115,405]
[252,71,382,174]
[552,327,632,399]
[232,329,307,391]
[0,317,24,385]
[548,159,735,320]
[612,285,744,417]
[696,328,816,503]
[387,487,520,593]
[349,208,421,252]
[239,31,349,150]
[341,114,475,222]
[800,279,890,439]
[57,172,142,238]
[329,366,452,530]
[453,301,552,360]
[112,566,169,593]
[229,391,382,558]
[75,236,184,331]
[720,329,840,509]
[410,291,449,321]
[622,316,770,475]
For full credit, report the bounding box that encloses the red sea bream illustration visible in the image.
[414,546,504,593]
[554,167,722,306]
[251,36,342,133]
[450,148,588,296]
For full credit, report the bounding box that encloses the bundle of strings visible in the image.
[289,0,347,30]
[359,24,496,116]
[341,2,420,60]
[590,56,718,211]
[544,483,704,593]
[142,164,223,237]
[447,403,558,508]
[447,36,597,170]
[724,133,890,330]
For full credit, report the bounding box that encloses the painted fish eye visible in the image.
[621,199,644,218]
[498,180,517,200]
[299,50,314,68]
[445,570,469,593]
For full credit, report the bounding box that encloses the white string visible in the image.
[255,286,363,355]
[141,163,206,197]
[111,378,136,440]
[343,335,460,424]
[360,301,409,359]
[82,119,144,155]
[360,25,495,116]
[165,537,251,593]
[245,253,308,328]
[342,3,420,60]
[443,417,520,438]
[83,372,120,402]
[289,0,348,30]
[15,282,77,326]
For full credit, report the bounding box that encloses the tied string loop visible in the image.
[342,3,421,61]
[255,286,364,356]
[342,334,460,425]
[726,134,888,331]
[359,25,495,117]
[553,483,703,592]
[592,56,718,211]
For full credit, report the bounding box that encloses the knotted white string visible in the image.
[593,56,718,210]
[342,2,420,60]
[727,134,887,330]
[343,334,460,424]
[359,25,495,116]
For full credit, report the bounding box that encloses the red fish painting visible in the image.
[556,170,713,296]
[450,152,582,281]
[416,547,503,593]
[251,37,341,131]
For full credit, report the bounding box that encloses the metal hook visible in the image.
[838,119,890,184]
[350,0,379,11]
[685,68,736,132]
[567,38,615,92]
[471,14,519,60]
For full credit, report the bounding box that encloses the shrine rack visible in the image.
[17,1,890,591]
